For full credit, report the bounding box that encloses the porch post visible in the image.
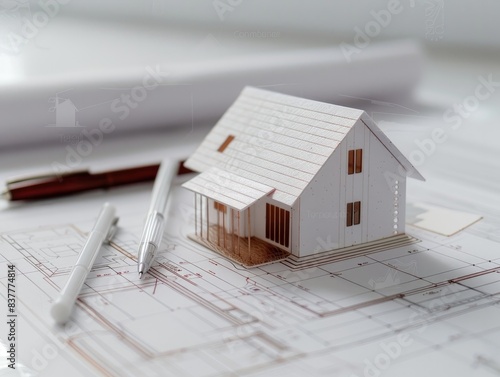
[247,208,251,254]
[231,208,235,253]
[237,211,240,256]
[223,209,226,249]
[217,202,220,246]
[206,196,209,242]
[194,193,198,236]
[199,194,203,238]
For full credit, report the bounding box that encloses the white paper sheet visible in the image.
[1,182,500,376]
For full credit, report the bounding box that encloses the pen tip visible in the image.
[138,262,147,279]
[1,190,11,201]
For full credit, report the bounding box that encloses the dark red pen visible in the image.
[2,161,194,201]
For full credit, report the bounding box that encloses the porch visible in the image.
[183,167,290,266]
[189,224,290,267]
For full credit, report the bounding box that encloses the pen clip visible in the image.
[6,169,89,186]
[105,217,119,243]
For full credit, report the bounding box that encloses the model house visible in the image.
[182,87,424,266]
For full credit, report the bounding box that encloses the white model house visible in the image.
[182,87,424,266]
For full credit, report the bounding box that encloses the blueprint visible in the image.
[1,186,500,377]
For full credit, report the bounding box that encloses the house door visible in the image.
[265,203,290,248]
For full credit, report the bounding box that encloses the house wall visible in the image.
[297,120,406,257]
[364,126,407,239]
[297,138,344,258]
[344,121,371,247]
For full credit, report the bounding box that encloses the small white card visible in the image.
[407,202,482,236]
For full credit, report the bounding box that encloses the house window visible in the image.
[346,201,361,227]
[348,149,363,174]
[355,149,363,173]
[266,203,290,247]
[348,150,355,174]
[214,201,227,213]
[217,135,235,152]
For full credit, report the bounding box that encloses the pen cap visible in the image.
[51,265,88,324]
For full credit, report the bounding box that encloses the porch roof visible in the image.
[182,167,275,211]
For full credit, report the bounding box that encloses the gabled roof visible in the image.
[184,87,423,206]
[58,98,78,110]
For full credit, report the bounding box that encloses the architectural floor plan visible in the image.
[1,188,499,376]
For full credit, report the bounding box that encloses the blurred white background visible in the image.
[57,0,500,49]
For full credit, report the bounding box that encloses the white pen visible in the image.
[51,202,118,325]
[137,159,177,279]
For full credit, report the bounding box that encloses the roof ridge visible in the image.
[241,86,365,121]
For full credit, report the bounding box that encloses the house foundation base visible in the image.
[283,233,419,270]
